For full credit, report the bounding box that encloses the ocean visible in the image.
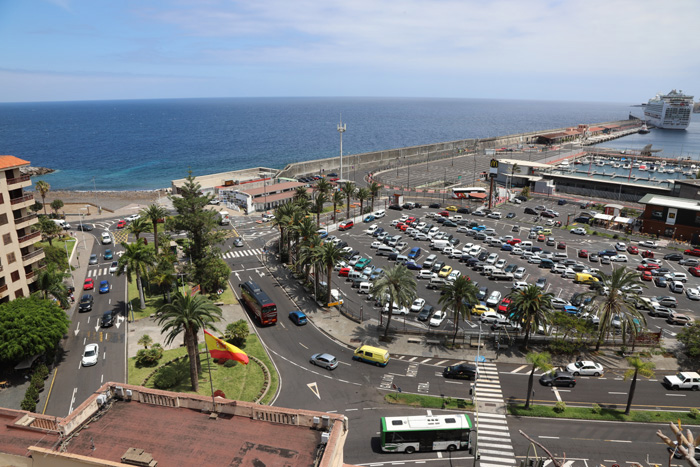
[0,97,698,191]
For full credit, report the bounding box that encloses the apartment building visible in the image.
[0,156,45,303]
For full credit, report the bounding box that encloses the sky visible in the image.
[0,0,698,103]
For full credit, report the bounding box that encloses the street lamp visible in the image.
[337,116,346,181]
[79,207,88,251]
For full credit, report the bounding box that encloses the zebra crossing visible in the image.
[474,361,517,467]
[221,248,264,259]
[86,267,116,278]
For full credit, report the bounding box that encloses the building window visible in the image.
[651,210,663,219]
[14,289,24,298]
[10,270,20,282]
[0,213,7,226]
[7,252,15,264]
[2,233,11,245]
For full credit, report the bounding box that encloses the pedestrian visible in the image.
[576,354,582,362]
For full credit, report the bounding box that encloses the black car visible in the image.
[524,207,537,215]
[457,207,470,214]
[506,212,516,219]
[539,371,576,387]
[432,261,445,273]
[515,195,527,202]
[531,246,542,253]
[654,276,668,288]
[477,286,488,300]
[101,310,115,328]
[418,305,434,321]
[414,203,423,208]
[344,249,360,259]
[443,220,457,227]
[478,251,489,261]
[466,257,479,266]
[429,203,441,209]
[599,249,617,256]
[435,216,446,224]
[388,204,403,211]
[77,223,94,231]
[505,264,517,273]
[664,253,683,261]
[557,199,568,205]
[540,211,556,218]
[373,227,385,237]
[78,294,94,312]
[336,241,348,249]
[443,363,478,380]
[573,217,590,224]
[402,203,414,210]
[449,237,460,246]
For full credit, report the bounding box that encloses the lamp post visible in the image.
[337,116,346,181]
[79,207,88,251]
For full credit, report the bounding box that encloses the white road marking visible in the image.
[553,387,562,402]
[511,364,528,373]
[608,392,627,395]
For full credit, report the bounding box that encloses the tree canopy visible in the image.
[0,297,70,362]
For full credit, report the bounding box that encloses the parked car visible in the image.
[565,361,604,376]
[429,310,446,327]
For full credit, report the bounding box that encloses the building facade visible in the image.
[638,193,700,243]
[0,156,45,303]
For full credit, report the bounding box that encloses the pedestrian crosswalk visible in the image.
[221,248,264,259]
[87,267,116,278]
[474,362,516,467]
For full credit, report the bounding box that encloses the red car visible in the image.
[338,267,351,277]
[627,245,639,254]
[537,234,545,242]
[641,271,653,281]
[399,224,409,231]
[641,250,654,258]
[685,248,700,257]
[557,241,566,250]
[116,220,126,229]
[438,211,449,217]
[507,238,522,245]
[498,298,512,313]
[578,249,588,258]
[396,222,406,230]
[637,263,660,272]
[339,220,354,231]
[690,266,700,277]
[83,278,95,290]
[406,217,416,224]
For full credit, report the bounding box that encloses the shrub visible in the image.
[135,345,164,367]
[554,401,566,413]
[225,320,249,347]
[591,403,601,414]
[36,364,49,380]
[20,396,37,412]
[690,408,700,419]
[25,385,39,403]
[548,339,584,355]
[153,365,183,389]
[30,373,45,390]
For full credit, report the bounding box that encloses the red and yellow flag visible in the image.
[204,330,249,365]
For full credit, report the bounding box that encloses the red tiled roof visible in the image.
[0,409,59,457]
[0,156,30,170]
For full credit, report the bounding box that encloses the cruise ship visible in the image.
[644,89,694,130]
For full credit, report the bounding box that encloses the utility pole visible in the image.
[337,115,346,181]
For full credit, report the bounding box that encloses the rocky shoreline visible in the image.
[21,166,55,177]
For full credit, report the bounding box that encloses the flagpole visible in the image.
[202,327,217,413]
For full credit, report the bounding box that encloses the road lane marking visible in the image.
[608,392,627,395]
[539,436,560,439]
[607,440,632,443]
[665,394,686,397]
[307,382,320,399]
[299,342,308,349]
[511,364,528,373]
[553,388,562,402]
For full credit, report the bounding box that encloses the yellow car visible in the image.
[471,304,493,315]
[438,265,453,278]
[446,206,458,212]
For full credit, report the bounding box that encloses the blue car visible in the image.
[99,280,110,294]
[363,214,375,223]
[501,244,513,251]
[317,229,328,238]
[405,260,422,270]
[563,305,579,315]
[408,247,421,260]
[372,227,385,237]
[370,268,385,280]
[289,311,307,325]
[104,249,113,260]
[472,225,486,232]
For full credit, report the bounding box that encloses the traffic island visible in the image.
[508,404,700,425]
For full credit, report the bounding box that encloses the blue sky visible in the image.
[0,0,698,103]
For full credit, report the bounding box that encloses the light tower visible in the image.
[337,115,346,181]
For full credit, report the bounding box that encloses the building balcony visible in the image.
[6,174,31,188]
[22,249,45,266]
[10,193,34,209]
[0,284,8,298]
[25,265,46,284]
[17,231,41,247]
[14,213,38,230]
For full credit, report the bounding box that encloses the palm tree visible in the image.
[509,163,521,191]
[369,181,382,211]
[272,202,298,262]
[35,216,62,246]
[439,276,479,346]
[117,240,155,310]
[156,292,223,391]
[292,215,316,264]
[34,263,70,307]
[319,242,344,305]
[341,182,356,220]
[332,190,344,222]
[313,193,327,227]
[299,234,323,294]
[315,178,332,198]
[356,187,370,216]
[623,356,655,415]
[141,204,168,254]
[129,216,153,240]
[371,264,417,337]
[524,351,552,409]
[152,269,177,303]
[587,267,647,351]
[35,180,50,215]
[507,284,554,349]
[294,186,309,202]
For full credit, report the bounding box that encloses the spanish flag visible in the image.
[204,330,249,365]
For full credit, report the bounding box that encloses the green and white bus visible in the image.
[380,414,472,454]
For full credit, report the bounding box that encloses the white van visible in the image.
[431,239,449,251]
[520,241,533,249]
[373,210,386,218]
[418,269,434,280]
[482,265,496,276]
[347,271,363,281]
[376,245,395,256]
[358,282,373,294]
[442,246,454,256]
[52,219,71,229]
[490,239,503,248]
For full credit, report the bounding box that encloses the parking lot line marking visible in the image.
[607,440,632,443]
[408,356,417,362]
[435,360,449,366]
[421,358,432,363]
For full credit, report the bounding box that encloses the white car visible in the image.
[457,226,470,233]
[686,287,700,301]
[340,246,353,255]
[82,343,99,367]
[374,210,386,219]
[480,311,508,325]
[512,281,528,291]
[399,215,409,222]
[384,303,409,315]
[528,256,542,264]
[641,258,661,266]
[487,212,502,219]
[370,241,383,249]
[430,310,446,327]
[410,298,426,312]
[447,270,462,282]
[639,240,657,248]
[486,253,499,265]
[571,228,586,235]
[615,242,627,251]
[551,264,566,274]
[418,270,434,280]
[669,281,685,294]
[611,254,628,262]
[486,290,502,307]
[513,267,526,279]
[109,261,118,273]
[125,214,140,222]
[561,268,576,279]
[101,232,112,244]
[566,360,604,377]
[551,297,570,310]
[416,222,426,230]
[511,247,523,256]
[366,224,379,235]
[495,259,507,270]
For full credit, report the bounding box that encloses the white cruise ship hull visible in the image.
[644,89,693,130]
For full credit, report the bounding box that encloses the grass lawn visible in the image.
[38,237,77,268]
[127,280,238,321]
[508,404,700,425]
[128,334,279,405]
[385,393,474,411]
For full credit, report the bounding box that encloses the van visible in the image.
[52,219,71,229]
[377,245,395,256]
[423,254,437,268]
[353,345,390,367]
[484,228,496,236]
[431,239,449,251]
[358,282,373,294]
[395,255,409,264]
[490,239,503,248]
[482,265,496,276]
[427,276,446,289]
[347,270,363,281]
[520,241,533,249]
[539,259,554,269]
[554,252,568,262]
[373,209,386,218]
[574,273,598,284]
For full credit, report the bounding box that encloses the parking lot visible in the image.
[322,195,699,342]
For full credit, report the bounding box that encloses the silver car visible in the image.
[310,353,338,370]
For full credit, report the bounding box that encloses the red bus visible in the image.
[240,280,277,325]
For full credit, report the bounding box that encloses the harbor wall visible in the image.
[276,119,634,180]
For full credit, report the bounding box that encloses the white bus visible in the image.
[451,187,487,199]
[380,414,472,454]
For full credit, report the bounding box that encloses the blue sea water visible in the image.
[0,97,698,191]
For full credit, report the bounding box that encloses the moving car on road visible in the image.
[81,344,99,367]
[310,353,338,370]
[443,363,478,380]
[539,371,576,387]
[566,361,604,376]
